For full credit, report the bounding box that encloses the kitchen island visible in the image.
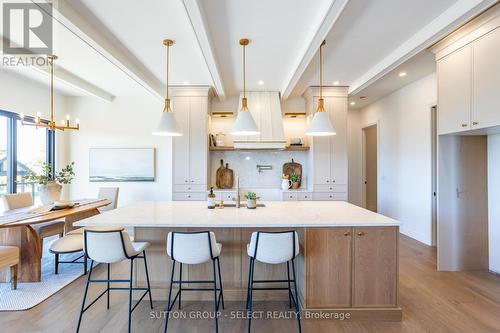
[75,201,401,320]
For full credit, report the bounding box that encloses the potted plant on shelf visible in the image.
[24,162,75,205]
[244,192,260,209]
[290,173,301,189]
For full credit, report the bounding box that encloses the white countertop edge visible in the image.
[74,222,400,228]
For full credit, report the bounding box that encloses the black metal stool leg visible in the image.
[247,258,255,333]
[246,258,254,310]
[287,261,292,309]
[179,263,182,310]
[83,255,87,275]
[212,259,219,333]
[128,258,134,333]
[291,258,302,333]
[143,251,154,309]
[76,259,94,333]
[55,253,59,274]
[164,260,176,333]
[217,257,225,309]
[107,263,111,309]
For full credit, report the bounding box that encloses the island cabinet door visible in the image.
[305,228,352,308]
[352,227,398,307]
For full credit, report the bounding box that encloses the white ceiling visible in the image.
[0,0,496,106]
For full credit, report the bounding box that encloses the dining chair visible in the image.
[0,246,19,289]
[2,193,65,253]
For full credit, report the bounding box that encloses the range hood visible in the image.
[233,91,286,149]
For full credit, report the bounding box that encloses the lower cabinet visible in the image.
[305,227,398,309]
[173,192,206,201]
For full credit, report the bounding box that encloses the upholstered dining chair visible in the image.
[97,187,119,212]
[2,193,65,253]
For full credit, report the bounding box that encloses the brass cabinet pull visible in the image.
[343,231,350,236]
[357,231,365,236]
[461,123,467,127]
[472,121,478,125]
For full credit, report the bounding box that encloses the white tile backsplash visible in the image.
[209,151,308,190]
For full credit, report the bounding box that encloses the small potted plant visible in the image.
[24,162,75,205]
[290,173,301,189]
[244,192,260,209]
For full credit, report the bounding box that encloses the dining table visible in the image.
[0,198,111,282]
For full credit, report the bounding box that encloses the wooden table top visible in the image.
[0,199,111,227]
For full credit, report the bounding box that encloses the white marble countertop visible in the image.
[74,201,400,228]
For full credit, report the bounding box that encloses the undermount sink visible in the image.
[215,203,266,208]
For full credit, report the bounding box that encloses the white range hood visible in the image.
[233,91,286,149]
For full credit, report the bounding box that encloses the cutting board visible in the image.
[282,159,302,188]
[216,160,234,189]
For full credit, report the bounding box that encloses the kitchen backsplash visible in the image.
[209,151,308,189]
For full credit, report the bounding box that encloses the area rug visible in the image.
[0,236,88,311]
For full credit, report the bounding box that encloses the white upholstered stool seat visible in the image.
[0,246,19,289]
[50,234,83,253]
[164,231,225,333]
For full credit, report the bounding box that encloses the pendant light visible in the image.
[20,55,80,131]
[153,39,182,136]
[231,38,259,136]
[306,40,336,136]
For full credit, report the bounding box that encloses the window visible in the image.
[0,110,55,211]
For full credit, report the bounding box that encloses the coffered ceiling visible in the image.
[1,0,497,105]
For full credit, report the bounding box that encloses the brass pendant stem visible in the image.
[239,38,250,108]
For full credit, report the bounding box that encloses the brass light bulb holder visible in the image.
[163,98,172,113]
[316,98,325,112]
[163,39,174,46]
[239,38,249,46]
[241,97,248,111]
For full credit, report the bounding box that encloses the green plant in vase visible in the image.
[290,173,301,189]
[244,191,260,209]
[24,162,75,204]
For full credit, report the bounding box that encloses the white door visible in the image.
[189,97,208,185]
[437,45,472,134]
[173,97,190,185]
[362,125,377,212]
[473,28,500,129]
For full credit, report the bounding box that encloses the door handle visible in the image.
[343,231,351,236]
[461,123,467,127]
[357,231,365,236]
[472,121,478,126]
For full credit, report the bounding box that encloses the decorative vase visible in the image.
[39,181,62,205]
[291,182,300,189]
[246,199,257,209]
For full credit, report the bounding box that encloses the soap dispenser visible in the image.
[207,187,216,209]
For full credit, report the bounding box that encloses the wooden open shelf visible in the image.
[209,146,309,152]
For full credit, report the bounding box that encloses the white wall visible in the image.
[65,95,173,206]
[488,134,500,273]
[349,73,437,245]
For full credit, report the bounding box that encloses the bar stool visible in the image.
[164,231,224,333]
[246,230,301,333]
[77,228,153,333]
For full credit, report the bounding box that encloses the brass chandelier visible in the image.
[21,54,80,131]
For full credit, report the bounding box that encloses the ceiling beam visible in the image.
[281,0,350,100]
[182,0,226,100]
[0,38,115,102]
[348,0,497,95]
[32,0,164,100]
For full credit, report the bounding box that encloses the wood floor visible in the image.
[1,235,500,333]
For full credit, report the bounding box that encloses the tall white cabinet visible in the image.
[172,87,211,201]
[304,87,348,200]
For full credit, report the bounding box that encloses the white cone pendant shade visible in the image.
[153,39,183,137]
[152,99,182,136]
[231,38,259,136]
[231,97,259,136]
[306,109,336,136]
[306,40,336,136]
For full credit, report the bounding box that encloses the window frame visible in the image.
[0,109,56,194]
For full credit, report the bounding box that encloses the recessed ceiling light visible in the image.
[257,80,264,85]
[183,81,189,85]
[399,72,407,77]
[333,81,340,86]
[350,101,356,106]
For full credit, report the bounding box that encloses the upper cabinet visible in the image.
[304,87,348,196]
[433,8,500,135]
[172,87,211,192]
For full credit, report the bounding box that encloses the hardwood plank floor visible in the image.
[1,234,500,333]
